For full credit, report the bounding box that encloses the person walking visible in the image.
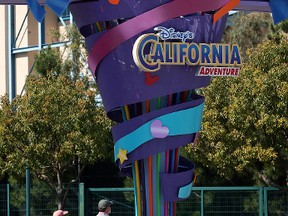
[96,199,113,216]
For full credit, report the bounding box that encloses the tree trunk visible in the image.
[56,166,63,209]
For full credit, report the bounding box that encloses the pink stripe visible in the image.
[164,150,169,216]
[88,0,230,76]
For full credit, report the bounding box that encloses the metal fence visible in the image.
[0,184,287,216]
[0,183,79,216]
[0,184,9,216]
[86,187,288,216]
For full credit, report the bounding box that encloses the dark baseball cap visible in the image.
[98,199,113,210]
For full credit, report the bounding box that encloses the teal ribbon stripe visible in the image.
[114,102,204,160]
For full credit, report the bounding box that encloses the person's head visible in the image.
[98,199,113,214]
[53,210,68,216]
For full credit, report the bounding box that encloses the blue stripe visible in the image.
[114,102,204,160]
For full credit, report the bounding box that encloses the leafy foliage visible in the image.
[187,34,288,187]
[224,12,273,61]
[0,25,113,208]
[34,46,61,77]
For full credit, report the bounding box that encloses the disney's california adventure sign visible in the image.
[133,26,242,76]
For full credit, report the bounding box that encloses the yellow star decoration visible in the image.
[117,148,128,164]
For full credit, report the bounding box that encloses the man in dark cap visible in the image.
[96,199,113,216]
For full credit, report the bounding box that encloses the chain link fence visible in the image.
[0,184,287,216]
[87,187,288,216]
[0,184,8,216]
[1,183,79,216]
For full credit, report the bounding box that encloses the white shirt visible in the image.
[96,212,109,216]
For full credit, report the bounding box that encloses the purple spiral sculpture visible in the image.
[69,1,228,215]
[1,0,286,215]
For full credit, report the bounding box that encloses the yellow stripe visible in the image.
[96,22,102,31]
[125,105,141,216]
[135,161,142,216]
[124,105,131,120]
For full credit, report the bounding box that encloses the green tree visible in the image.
[187,34,288,188]
[0,25,113,209]
[224,12,273,61]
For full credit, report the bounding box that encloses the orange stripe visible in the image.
[108,0,120,5]
[213,0,240,23]
[148,156,153,216]
[146,100,150,112]
[173,202,177,216]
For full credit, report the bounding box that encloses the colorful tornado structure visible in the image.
[1,0,288,216]
[69,1,230,215]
